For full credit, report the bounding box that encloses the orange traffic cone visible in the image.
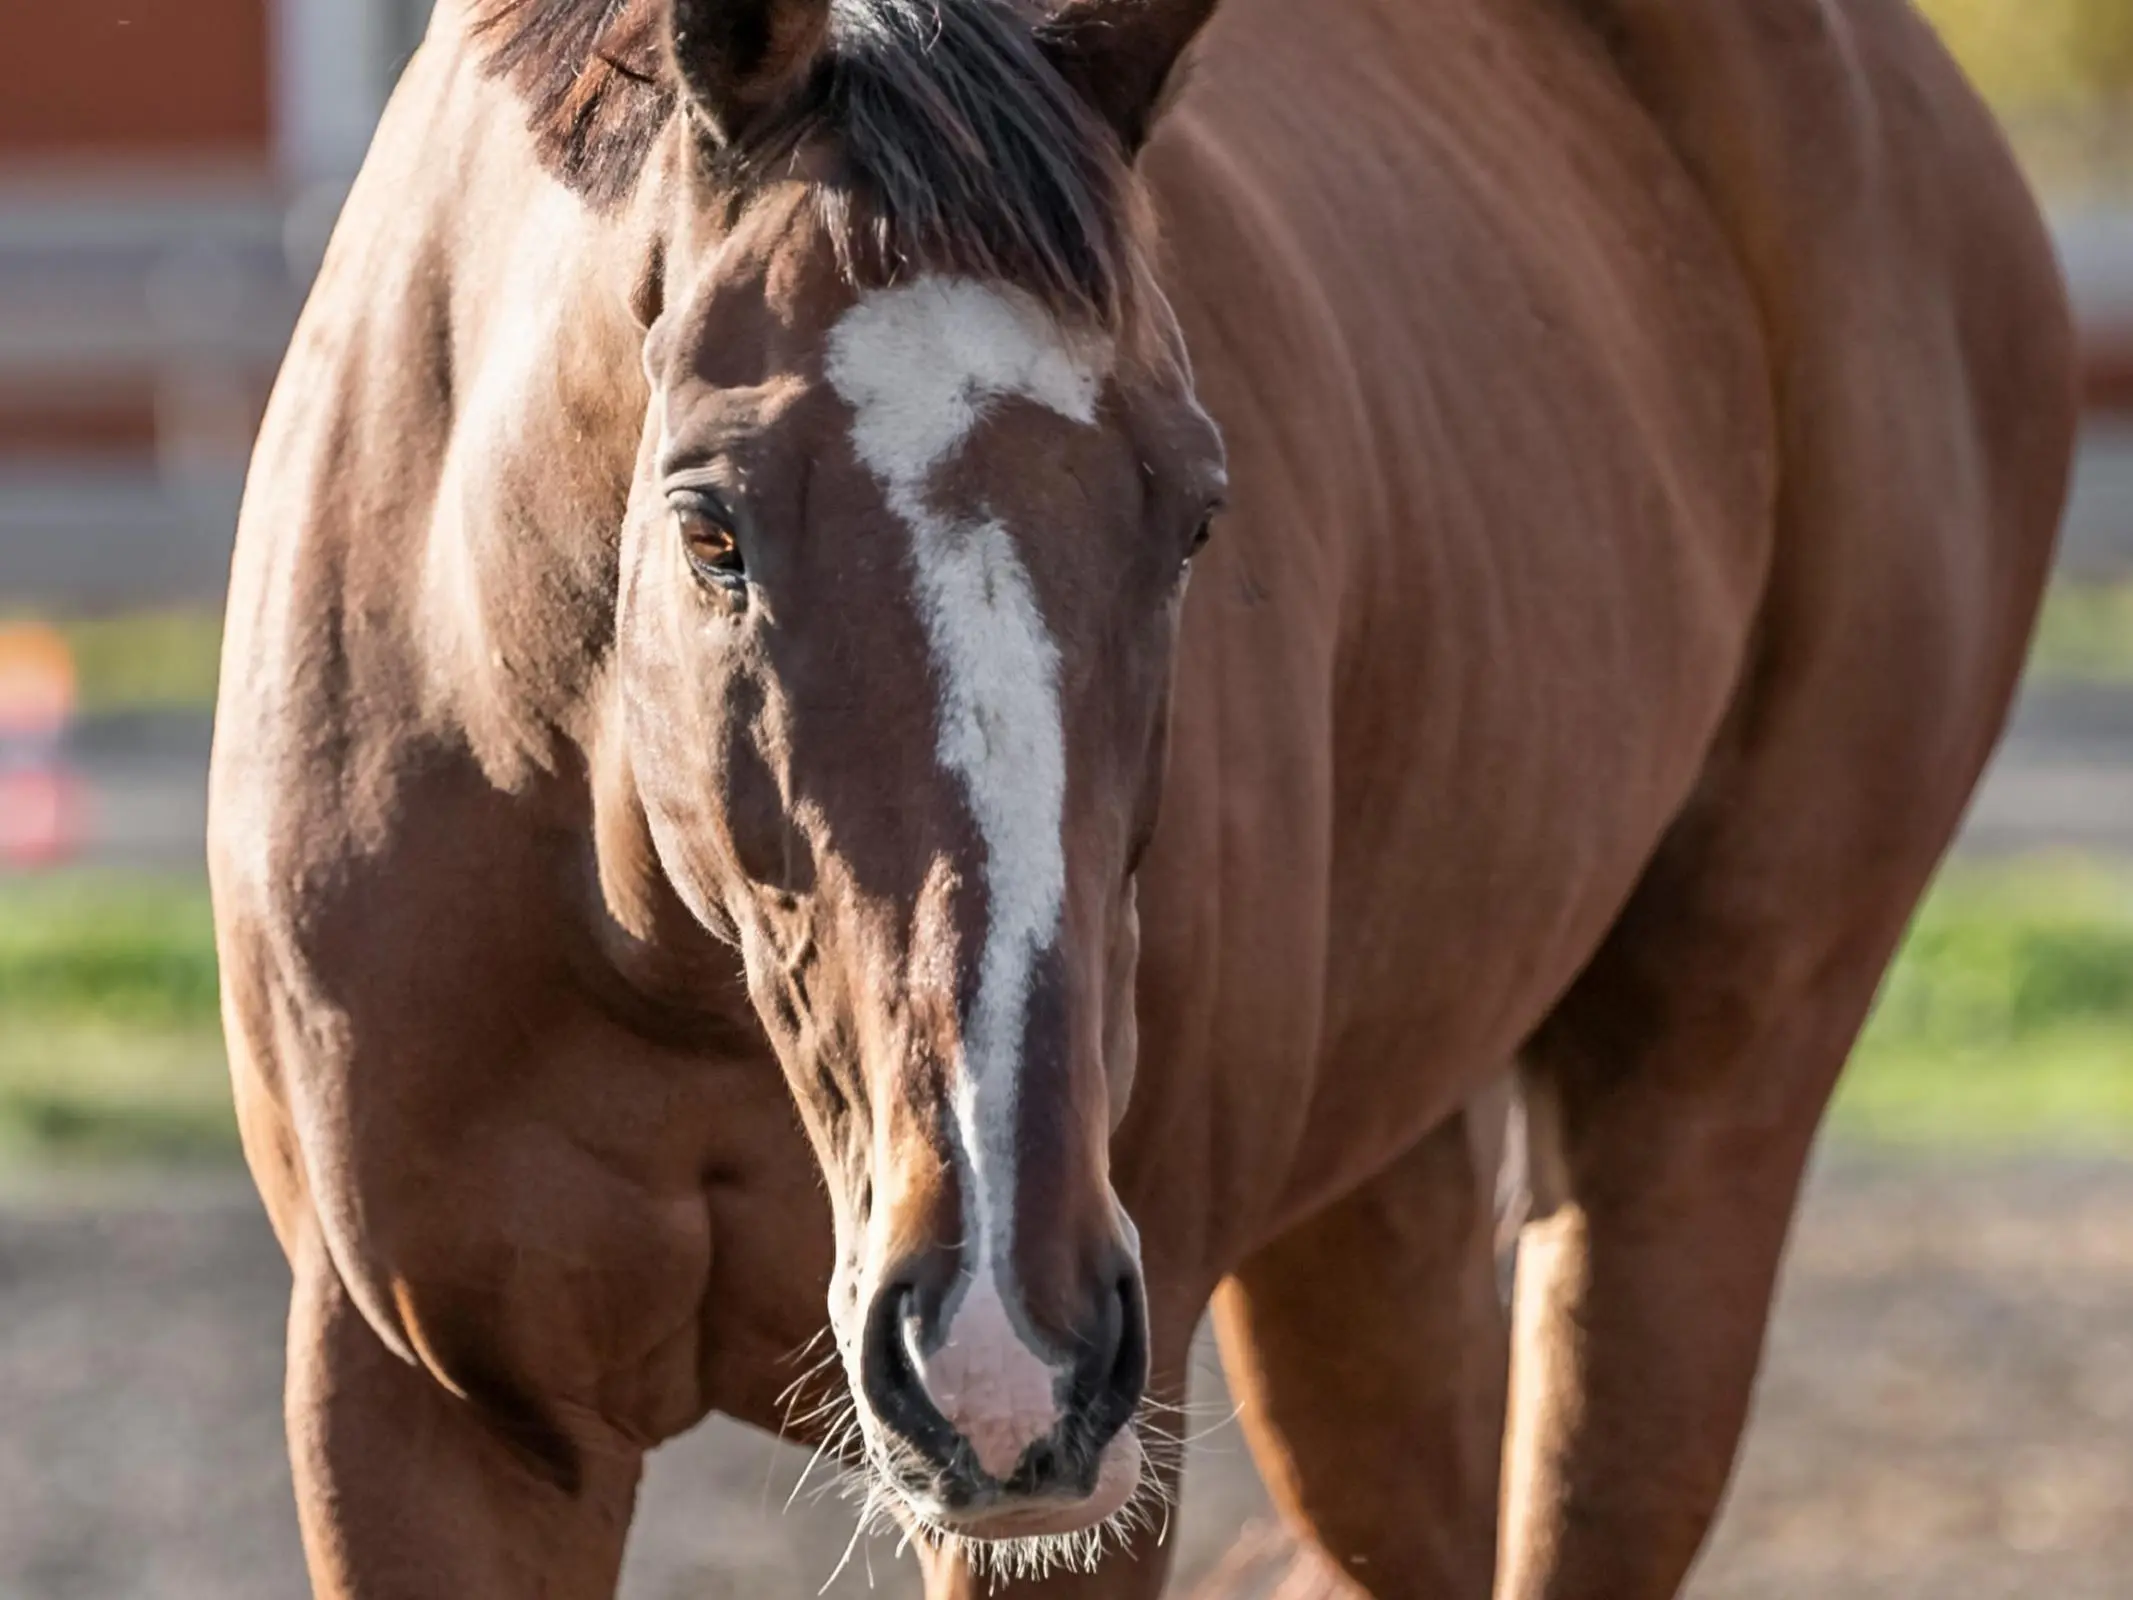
[0,620,86,868]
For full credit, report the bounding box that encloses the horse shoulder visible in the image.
[212,26,767,1448]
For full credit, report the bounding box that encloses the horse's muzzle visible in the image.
[857,1261,1148,1533]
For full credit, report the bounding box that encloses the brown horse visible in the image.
[209,0,2075,1594]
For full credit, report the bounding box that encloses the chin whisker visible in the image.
[788,1407,863,1513]
[814,1391,1199,1590]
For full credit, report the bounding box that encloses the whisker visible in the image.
[768,1333,850,1515]
[821,1479,877,1595]
[787,1409,857,1513]
[806,1388,1215,1591]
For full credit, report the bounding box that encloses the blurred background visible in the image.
[0,3,2128,1598]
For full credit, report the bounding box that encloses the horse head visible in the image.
[614,0,1224,1550]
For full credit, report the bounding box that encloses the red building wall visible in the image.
[0,0,272,164]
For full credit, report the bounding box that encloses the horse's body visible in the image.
[211,0,2074,1594]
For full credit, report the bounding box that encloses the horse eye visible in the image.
[1184,503,1222,567]
[675,506,746,590]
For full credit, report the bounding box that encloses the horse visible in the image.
[208,0,2075,1594]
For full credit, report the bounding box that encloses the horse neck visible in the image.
[397,111,662,783]
[412,70,725,967]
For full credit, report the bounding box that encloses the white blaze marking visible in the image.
[827,278,1108,1474]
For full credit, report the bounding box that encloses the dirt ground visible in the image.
[1,1152,2128,1600]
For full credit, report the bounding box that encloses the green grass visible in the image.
[0,608,224,717]
[61,609,224,715]
[0,873,232,1165]
[0,1023,235,1165]
[2027,583,2133,685]
[1,861,2132,1166]
[1835,860,2133,1148]
[0,872,219,1026]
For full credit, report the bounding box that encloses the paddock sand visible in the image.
[1,1153,2128,1600]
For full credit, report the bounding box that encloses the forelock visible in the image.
[473,0,1151,332]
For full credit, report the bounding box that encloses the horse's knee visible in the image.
[284,1235,650,1598]
[293,1249,662,1512]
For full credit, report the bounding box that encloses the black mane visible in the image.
[471,0,1145,327]
[472,0,675,207]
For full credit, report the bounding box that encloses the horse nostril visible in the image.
[1071,1270,1148,1456]
[1116,1271,1149,1389]
[858,1280,961,1471]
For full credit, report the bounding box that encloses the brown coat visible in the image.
[211,1,2074,1594]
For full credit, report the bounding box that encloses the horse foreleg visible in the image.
[1496,910,1901,1600]
[1211,1101,1510,1599]
[284,1232,645,1600]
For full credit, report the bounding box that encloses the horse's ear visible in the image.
[666,0,831,145]
[1037,0,1220,156]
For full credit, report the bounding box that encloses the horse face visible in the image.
[618,188,1223,1541]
